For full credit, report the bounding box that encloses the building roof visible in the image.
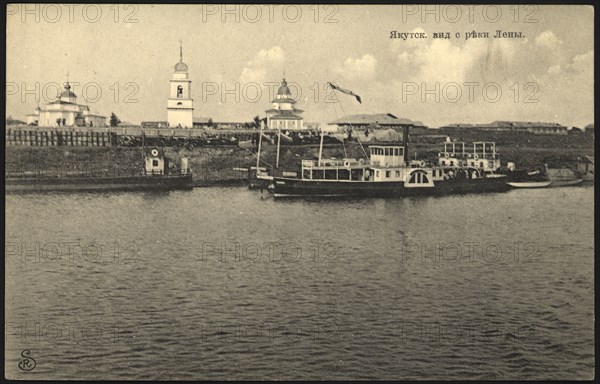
[60,82,77,98]
[277,78,291,96]
[440,121,568,129]
[174,61,188,72]
[350,128,405,142]
[330,113,416,126]
[265,107,303,113]
[270,97,297,104]
[269,110,303,120]
[47,100,78,106]
[491,121,567,128]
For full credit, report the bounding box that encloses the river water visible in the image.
[5,185,594,380]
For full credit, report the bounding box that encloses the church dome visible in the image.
[277,78,290,96]
[60,82,77,98]
[174,61,188,72]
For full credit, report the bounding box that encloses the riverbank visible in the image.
[5,130,594,185]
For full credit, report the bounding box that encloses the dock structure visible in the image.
[5,127,116,147]
[4,125,326,148]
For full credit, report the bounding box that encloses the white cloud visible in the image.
[548,65,561,74]
[333,54,377,80]
[569,50,593,73]
[239,46,285,83]
[397,39,488,83]
[535,31,562,50]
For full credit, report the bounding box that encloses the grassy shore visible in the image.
[5,130,594,183]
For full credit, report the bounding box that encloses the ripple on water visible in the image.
[4,187,594,380]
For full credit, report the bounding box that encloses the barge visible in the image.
[6,148,193,193]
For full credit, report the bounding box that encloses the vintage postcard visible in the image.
[5,3,595,380]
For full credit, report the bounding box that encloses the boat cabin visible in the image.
[301,158,370,181]
[145,148,167,175]
[368,144,434,186]
[369,145,405,167]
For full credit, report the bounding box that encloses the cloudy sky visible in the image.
[7,4,594,127]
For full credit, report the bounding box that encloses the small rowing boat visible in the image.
[507,181,552,188]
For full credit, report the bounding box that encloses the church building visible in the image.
[26,82,107,127]
[265,77,304,130]
[167,42,194,128]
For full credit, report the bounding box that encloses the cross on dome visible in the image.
[174,40,188,72]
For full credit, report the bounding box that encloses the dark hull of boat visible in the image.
[271,176,510,197]
[5,173,193,193]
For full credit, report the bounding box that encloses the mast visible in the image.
[256,119,263,169]
[275,126,281,168]
[141,130,146,174]
[318,126,324,166]
[402,125,410,165]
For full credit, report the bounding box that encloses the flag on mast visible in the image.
[327,82,362,104]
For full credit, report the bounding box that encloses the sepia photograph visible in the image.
[5,3,595,380]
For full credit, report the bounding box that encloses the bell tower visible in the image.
[167,41,194,128]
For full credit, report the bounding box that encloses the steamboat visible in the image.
[262,138,510,198]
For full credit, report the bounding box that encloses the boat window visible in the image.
[338,169,350,180]
[376,170,380,178]
[441,161,446,166]
[480,162,484,168]
[303,169,311,179]
[396,170,400,178]
[351,169,362,181]
[450,161,454,166]
[386,171,391,178]
[325,170,337,179]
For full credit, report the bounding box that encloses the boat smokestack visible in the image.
[402,125,409,164]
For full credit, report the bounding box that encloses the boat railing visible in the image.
[440,152,499,160]
[302,159,358,169]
